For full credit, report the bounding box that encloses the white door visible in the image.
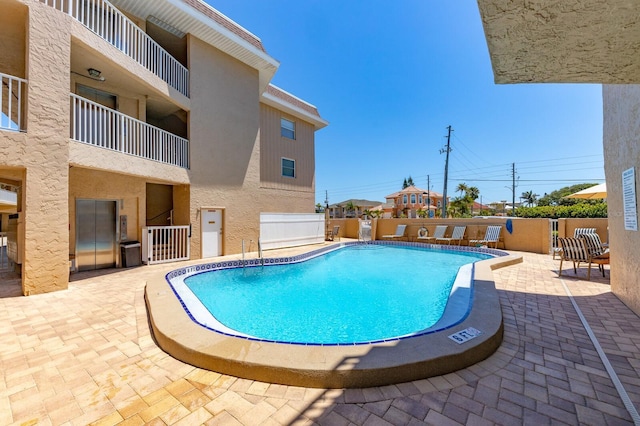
[201,208,222,258]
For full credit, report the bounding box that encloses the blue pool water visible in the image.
[182,245,491,344]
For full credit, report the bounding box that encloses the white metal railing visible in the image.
[0,232,10,270]
[1,73,27,132]
[143,225,190,265]
[40,0,189,97]
[71,94,189,168]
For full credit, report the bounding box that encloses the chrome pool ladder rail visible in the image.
[258,238,264,266]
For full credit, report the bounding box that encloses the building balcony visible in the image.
[41,0,189,97]
[1,73,27,132]
[71,93,189,168]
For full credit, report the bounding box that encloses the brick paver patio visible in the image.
[1,250,638,425]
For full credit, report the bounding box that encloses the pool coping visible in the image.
[145,243,523,388]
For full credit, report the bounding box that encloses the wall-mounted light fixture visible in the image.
[87,68,105,81]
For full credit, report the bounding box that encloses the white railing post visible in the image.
[1,73,28,132]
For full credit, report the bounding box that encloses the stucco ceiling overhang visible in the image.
[109,0,279,92]
[476,0,640,84]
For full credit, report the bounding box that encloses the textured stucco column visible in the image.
[603,84,640,314]
[22,4,71,294]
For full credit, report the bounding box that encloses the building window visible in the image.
[418,195,423,204]
[282,158,295,178]
[281,118,296,139]
[410,194,416,204]
[402,194,408,204]
[437,200,442,208]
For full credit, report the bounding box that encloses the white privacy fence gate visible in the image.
[142,225,190,265]
[260,213,325,250]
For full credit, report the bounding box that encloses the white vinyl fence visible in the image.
[260,213,325,250]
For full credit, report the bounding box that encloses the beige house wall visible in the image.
[187,36,261,257]
[603,84,640,314]
[260,104,316,191]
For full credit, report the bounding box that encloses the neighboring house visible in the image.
[476,2,640,313]
[385,185,446,218]
[328,199,382,219]
[0,0,327,295]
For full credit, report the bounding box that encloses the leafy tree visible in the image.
[402,176,415,189]
[537,184,598,206]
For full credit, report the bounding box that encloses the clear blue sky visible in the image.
[207,0,604,206]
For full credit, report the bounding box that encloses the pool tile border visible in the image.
[164,242,509,347]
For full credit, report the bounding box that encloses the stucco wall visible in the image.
[21,2,71,294]
[603,84,640,315]
[187,35,262,256]
[68,167,145,259]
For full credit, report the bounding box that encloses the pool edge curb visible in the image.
[144,250,522,388]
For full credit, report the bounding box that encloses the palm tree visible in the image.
[345,201,356,217]
[521,190,538,207]
[456,183,469,196]
[467,186,480,214]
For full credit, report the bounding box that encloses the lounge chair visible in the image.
[436,226,466,246]
[417,225,447,243]
[558,237,609,280]
[327,225,340,241]
[381,224,407,241]
[469,225,502,249]
[553,228,598,259]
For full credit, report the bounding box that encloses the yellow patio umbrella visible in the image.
[566,183,607,200]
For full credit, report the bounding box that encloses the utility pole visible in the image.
[424,175,432,218]
[512,163,516,216]
[440,125,453,218]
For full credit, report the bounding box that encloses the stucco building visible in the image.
[0,0,327,294]
[385,185,445,218]
[476,1,640,313]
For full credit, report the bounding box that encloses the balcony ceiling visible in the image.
[109,0,279,92]
[70,41,183,118]
[477,0,640,84]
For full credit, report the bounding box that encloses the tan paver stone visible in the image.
[88,411,124,426]
[204,410,244,425]
[172,407,214,426]
[158,402,191,425]
[165,378,196,397]
[176,387,209,411]
[138,395,181,423]
[116,414,145,426]
[246,380,270,396]
[116,395,150,419]
[4,251,640,425]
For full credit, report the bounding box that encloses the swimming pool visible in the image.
[148,241,521,388]
[178,245,491,344]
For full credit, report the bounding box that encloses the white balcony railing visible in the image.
[1,73,27,132]
[142,225,190,265]
[71,93,189,168]
[41,0,189,97]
